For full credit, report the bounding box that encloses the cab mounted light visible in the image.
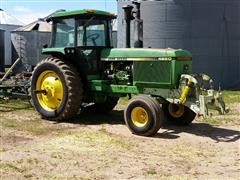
[87,9,94,14]
[110,13,117,17]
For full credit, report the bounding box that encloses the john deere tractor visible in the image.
[30,6,228,136]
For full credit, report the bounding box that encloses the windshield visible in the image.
[77,19,107,47]
[51,17,112,48]
[51,18,75,47]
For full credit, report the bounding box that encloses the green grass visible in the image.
[56,127,132,150]
[145,168,157,175]
[198,115,240,126]
[223,91,240,104]
[1,118,50,135]
[0,108,69,135]
[0,99,32,111]
[0,162,26,173]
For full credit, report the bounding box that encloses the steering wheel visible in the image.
[87,33,99,41]
[87,33,100,46]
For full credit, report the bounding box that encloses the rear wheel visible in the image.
[162,103,196,125]
[30,57,83,120]
[124,95,163,136]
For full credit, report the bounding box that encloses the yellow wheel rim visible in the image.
[131,107,148,127]
[168,103,185,118]
[36,71,63,111]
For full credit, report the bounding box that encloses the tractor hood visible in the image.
[101,48,192,61]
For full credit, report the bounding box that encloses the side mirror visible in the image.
[45,17,52,23]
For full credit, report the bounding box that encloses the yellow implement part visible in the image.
[179,81,191,104]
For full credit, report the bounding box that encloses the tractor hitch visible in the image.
[179,74,229,118]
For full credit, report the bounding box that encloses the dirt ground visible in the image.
[0,96,239,179]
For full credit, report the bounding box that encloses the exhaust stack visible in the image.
[132,1,143,48]
[122,5,134,48]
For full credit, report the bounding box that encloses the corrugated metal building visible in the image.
[117,0,240,89]
[0,9,23,68]
[0,29,4,71]
[11,19,51,72]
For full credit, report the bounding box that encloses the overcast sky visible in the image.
[0,0,117,24]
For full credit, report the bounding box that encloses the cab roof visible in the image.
[52,9,116,19]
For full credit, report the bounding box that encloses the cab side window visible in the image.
[52,18,75,47]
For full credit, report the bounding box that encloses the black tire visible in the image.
[30,57,83,120]
[85,96,119,114]
[162,103,196,126]
[124,95,163,136]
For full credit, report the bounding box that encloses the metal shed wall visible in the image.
[117,0,240,89]
[11,31,51,72]
[0,24,21,66]
[0,29,4,71]
[112,30,117,48]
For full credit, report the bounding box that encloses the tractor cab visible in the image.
[50,9,116,49]
[44,9,116,76]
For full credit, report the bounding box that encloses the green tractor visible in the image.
[30,7,228,136]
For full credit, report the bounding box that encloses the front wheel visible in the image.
[124,95,164,136]
[30,57,83,120]
[162,103,196,126]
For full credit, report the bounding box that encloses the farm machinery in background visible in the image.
[0,58,31,99]
[1,2,228,136]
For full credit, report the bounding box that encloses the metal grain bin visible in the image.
[117,0,240,89]
[0,29,4,71]
[112,30,117,48]
[0,9,23,67]
[0,24,22,67]
[11,20,51,72]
